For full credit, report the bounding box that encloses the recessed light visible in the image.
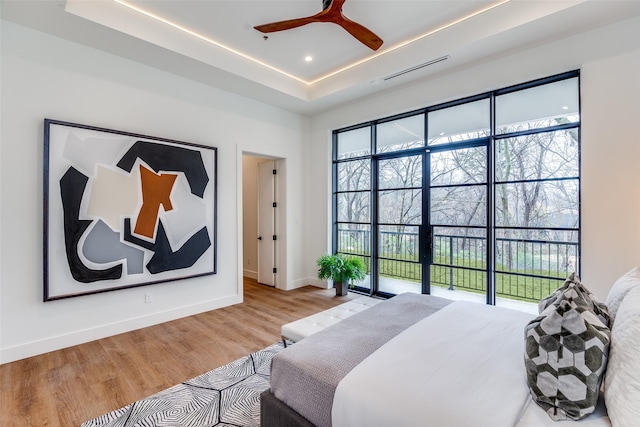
[562,106,569,110]
[305,56,313,62]
[112,0,511,86]
[439,132,445,136]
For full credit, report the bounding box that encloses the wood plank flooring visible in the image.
[0,278,352,426]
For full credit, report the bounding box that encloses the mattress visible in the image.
[269,292,452,427]
[332,301,536,426]
[267,295,612,427]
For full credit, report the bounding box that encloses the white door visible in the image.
[257,160,277,286]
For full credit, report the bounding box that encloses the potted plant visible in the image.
[316,253,366,296]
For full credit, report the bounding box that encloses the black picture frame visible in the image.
[43,119,217,301]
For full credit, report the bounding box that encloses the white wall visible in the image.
[308,16,640,301]
[2,13,639,364]
[581,50,640,292]
[0,21,309,363]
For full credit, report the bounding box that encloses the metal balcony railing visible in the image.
[337,228,578,302]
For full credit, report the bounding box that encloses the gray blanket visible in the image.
[270,292,452,427]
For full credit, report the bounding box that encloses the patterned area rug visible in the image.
[81,342,283,427]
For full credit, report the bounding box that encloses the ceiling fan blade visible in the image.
[253,0,383,51]
[254,15,318,33]
[336,16,383,51]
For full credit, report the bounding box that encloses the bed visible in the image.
[261,268,640,427]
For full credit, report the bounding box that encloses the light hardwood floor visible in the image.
[0,278,352,426]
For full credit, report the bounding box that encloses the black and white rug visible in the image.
[81,342,284,427]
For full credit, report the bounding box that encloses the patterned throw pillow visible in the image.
[538,273,610,325]
[524,275,611,421]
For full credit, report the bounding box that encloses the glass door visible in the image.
[372,144,489,300]
[376,153,424,294]
[428,145,489,303]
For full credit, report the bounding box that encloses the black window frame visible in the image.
[332,70,580,305]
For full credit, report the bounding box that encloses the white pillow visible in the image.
[605,266,640,323]
[604,285,640,427]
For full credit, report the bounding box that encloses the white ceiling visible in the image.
[3,0,640,115]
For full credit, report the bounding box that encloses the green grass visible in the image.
[342,251,565,303]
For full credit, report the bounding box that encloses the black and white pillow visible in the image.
[538,272,610,324]
[524,274,611,421]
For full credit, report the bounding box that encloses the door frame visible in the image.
[340,139,491,300]
[238,147,287,294]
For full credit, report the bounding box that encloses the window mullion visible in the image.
[487,94,496,305]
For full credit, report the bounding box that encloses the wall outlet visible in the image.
[145,292,153,303]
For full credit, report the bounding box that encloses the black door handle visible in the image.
[258,236,262,240]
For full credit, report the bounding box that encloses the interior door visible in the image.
[257,160,276,286]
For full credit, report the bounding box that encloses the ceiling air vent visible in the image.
[383,55,450,81]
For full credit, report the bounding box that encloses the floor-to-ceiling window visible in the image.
[333,71,580,310]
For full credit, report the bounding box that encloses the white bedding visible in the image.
[332,301,611,427]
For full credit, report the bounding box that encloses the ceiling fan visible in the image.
[254,0,383,51]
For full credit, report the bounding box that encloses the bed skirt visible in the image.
[260,390,314,427]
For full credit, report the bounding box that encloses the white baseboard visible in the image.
[243,269,258,280]
[285,277,328,290]
[284,278,308,290]
[309,278,330,289]
[0,294,242,364]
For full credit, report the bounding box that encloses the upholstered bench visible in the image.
[281,296,382,345]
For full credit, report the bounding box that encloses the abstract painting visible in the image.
[43,119,217,301]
